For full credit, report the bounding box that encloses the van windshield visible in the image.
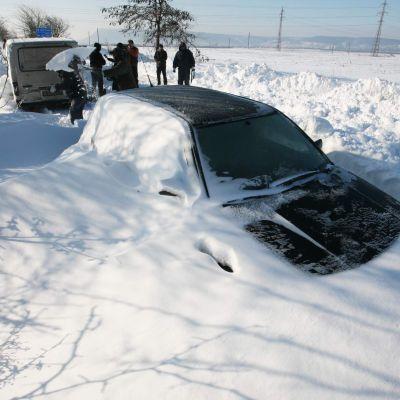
[18,46,72,72]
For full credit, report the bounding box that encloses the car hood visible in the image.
[227,169,400,274]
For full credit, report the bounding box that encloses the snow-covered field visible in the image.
[0,48,400,399]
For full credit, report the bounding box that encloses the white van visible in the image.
[5,38,77,107]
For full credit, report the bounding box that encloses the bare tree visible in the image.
[16,5,70,38]
[102,0,194,48]
[0,17,14,41]
[44,16,70,38]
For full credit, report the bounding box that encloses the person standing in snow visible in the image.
[104,44,136,91]
[173,42,195,86]
[56,55,87,125]
[154,44,168,85]
[89,42,106,97]
[127,39,139,87]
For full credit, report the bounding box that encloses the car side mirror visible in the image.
[159,190,178,197]
[314,139,323,149]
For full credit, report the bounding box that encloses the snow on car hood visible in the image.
[228,169,400,274]
[78,92,202,203]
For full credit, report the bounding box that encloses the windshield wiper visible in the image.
[223,165,332,207]
[269,169,321,188]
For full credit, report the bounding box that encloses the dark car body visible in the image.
[124,86,400,274]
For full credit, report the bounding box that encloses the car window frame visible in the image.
[192,111,332,200]
[188,124,210,198]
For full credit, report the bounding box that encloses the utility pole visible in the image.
[248,32,251,48]
[88,32,91,46]
[277,7,284,51]
[372,0,388,57]
[97,27,100,43]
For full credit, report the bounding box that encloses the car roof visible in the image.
[124,85,275,127]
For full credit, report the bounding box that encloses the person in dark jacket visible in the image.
[104,45,136,91]
[173,42,195,86]
[89,42,106,97]
[154,44,168,85]
[56,55,87,125]
[127,40,139,87]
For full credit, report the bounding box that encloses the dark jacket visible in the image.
[56,71,87,100]
[173,47,195,71]
[154,49,168,67]
[89,49,106,70]
[104,48,136,91]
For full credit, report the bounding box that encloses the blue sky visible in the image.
[1,0,399,40]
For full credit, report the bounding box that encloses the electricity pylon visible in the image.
[372,0,388,57]
[277,7,284,51]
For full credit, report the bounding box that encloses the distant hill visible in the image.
[80,29,400,54]
[194,32,400,53]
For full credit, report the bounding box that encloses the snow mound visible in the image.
[79,93,201,202]
[305,116,334,136]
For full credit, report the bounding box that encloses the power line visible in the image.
[277,7,284,51]
[372,0,388,56]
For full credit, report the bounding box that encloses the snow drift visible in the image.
[0,48,400,400]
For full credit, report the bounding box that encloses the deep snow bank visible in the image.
[1,50,400,400]
[0,113,81,170]
[1,120,400,400]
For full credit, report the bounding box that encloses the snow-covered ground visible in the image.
[199,47,400,83]
[0,48,400,399]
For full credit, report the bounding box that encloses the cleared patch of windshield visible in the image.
[196,113,328,199]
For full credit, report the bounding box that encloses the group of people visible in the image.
[92,40,196,94]
[59,40,196,124]
[91,40,139,93]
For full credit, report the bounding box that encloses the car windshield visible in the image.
[196,113,329,199]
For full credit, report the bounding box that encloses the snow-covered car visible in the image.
[86,85,400,275]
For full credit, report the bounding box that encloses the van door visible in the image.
[16,45,74,103]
